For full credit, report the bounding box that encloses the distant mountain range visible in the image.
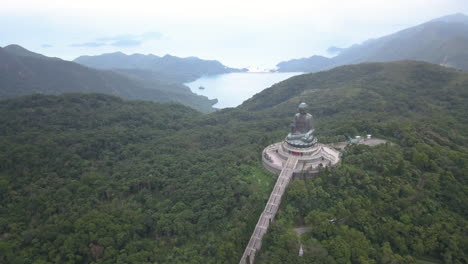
[277,13,468,72]
[74,52,247,83]
[0,45,217,112]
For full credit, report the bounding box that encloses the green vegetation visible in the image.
[258,143,467,263]
[0,93,279,264]
[243,61,468,264]
[0,61,467,263]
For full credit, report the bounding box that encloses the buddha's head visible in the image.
[298,102,308,114]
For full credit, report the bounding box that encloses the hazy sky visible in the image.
[1,0,467,68]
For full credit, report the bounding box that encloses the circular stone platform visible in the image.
[262,141,341,177]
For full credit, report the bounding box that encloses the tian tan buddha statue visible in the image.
[285,102,317,148]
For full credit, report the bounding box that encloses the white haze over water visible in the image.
[186,72,303,108]
[1,0,468,69]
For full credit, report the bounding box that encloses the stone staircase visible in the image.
[239,156,299,264]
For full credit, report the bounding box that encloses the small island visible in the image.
[198,86,205,90]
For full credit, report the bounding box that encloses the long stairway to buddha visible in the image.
[239,156,299,264]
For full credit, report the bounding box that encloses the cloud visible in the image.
[139,32,163,40]
[110,39,142,47]
[70,31,162,48]
[98,32,162,42]
[70,42,106,47]
[41,44,53,48]
[96,34,134,42]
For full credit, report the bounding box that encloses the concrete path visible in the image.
[293,226,311,236]
[330,138,388,150]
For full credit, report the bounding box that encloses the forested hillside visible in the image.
[242,61,468,263]
[0,61,467,263]
[0,45,216,113]
[0,94,277,263]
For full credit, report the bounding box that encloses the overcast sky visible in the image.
[1,0,467,68]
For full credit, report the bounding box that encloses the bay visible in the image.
[185,72,303,108]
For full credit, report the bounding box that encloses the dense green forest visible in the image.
[243,61,468,264]
[0,94,278,264]
[0,61,467,263]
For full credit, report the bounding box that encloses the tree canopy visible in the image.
[1,61,467,263]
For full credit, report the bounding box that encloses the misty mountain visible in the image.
[3,44,55,60]
[275,55,333,72]
[326,46,345,55]
[0,45,216,112]
[74,52,247,83]
[277,13,468,72]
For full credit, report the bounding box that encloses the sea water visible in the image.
[185,72,303,108]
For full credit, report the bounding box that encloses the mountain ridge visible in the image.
[276,13,468,72]
[3,44,56,59]
[74,51,247,83]
[0,45,217,112]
